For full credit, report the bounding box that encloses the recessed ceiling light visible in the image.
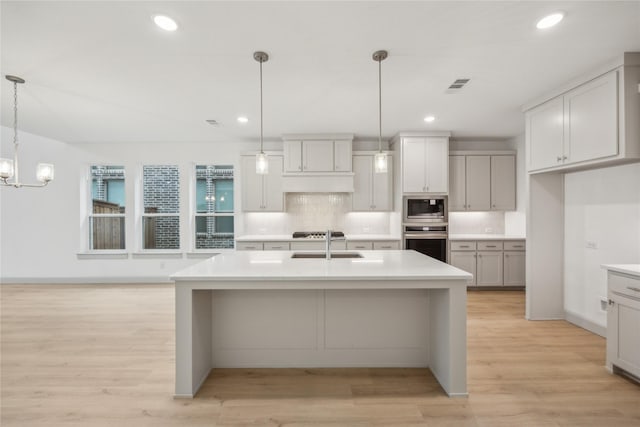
[237,116,249,123]
[153,15,178,32]
[424,115,436,123]
[536,12,564,29]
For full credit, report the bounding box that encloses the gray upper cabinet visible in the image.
[449,153,516,212]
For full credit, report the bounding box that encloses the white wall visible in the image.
[0,126,261,282]
[564,163,640,332]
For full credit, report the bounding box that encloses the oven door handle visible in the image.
[404,233,448,239]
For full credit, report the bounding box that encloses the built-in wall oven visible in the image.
[403,196,447,223]
[403,225,448,262]
[403,196,448,262]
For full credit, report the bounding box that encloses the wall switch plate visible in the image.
[586,241,598,249]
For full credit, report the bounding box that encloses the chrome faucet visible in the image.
[326,230,345,260]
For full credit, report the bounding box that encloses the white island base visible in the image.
[171,250,471,398]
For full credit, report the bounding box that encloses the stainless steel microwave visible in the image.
[403,196,447,223]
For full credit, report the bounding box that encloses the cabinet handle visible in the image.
[492,204,496,208]
[478,254,482,258]
[563,156,568,160]
[474,254,477,258]
[628,287,640,293]
[505,254,509,258]
[460,245,469,248]
[557,156,562,162]
[298,166,302,171]
[486,245,497,248]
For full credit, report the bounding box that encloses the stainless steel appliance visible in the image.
[292,231,344,239]
[403,224,448,262]
[403,196,447,223]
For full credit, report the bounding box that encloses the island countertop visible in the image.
[171,250,473,283]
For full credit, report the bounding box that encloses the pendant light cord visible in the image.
[259,58,264,154]
[12,80,20,182]
[378,57,382,153]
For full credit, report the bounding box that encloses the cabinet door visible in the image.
[564,71,619,164]
[449,156,466,211]
[476,251,503,286]
[503,251,525,286]
[450,251,477,286]
[352,155,373,211]
[465,156,491,211]
[402,138,427,193]
[527,97,564,171]
[333,140,352,172]
[491,155,516,211]
[425,137,448,193]
[263,156,284,211]
[284,140,303,172]
[303,140,334,172]
[608,289,640,378]
[241,156,265,212]
[372,155,392,211]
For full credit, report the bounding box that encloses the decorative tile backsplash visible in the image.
[286,193,350,231]
[242,193,391,235]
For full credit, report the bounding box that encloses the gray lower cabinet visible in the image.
[449,239,525,287]
[606,271,640,379]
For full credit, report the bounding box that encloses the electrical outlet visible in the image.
[599,297,608,312]
[160,262,166,269]
[484,227,493,233]
[586,241,598,249]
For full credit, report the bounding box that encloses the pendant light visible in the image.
[373,50,388,174]
[254,51,269,175]
[1,75,54,188]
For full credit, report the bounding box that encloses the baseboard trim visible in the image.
[565,310,606,337]
[1,276,173,284]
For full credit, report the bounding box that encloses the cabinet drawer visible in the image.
[264,242,290,251]
[477,241,503,251]
[347,241,373,250]
[504,241,525,251]
[450,241,476,251]
[373,241,400,250]
[236,242,264,251]
[609,272,640,301]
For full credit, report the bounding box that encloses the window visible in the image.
[194,165,234,249]
[89,165,125,250]
[142,165,180,250]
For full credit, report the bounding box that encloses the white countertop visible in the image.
[602,264,640,278]
[236,234,401,242]
[171,250,472,282]
[449,234,526,241]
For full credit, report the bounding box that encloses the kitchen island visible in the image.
[171,250,472,398]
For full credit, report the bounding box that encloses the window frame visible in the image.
[139,164,182,252]
[191,163,235,252]
[86,165,127,253]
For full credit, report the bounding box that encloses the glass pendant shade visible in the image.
[0,158,14,179]
[255,152,269,175]
[36,163,55,182]
[374,152,388,173]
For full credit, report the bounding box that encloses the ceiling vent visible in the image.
[205,119,219,126]
[446,78,470,93]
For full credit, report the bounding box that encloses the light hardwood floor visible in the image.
[1,285,639,426]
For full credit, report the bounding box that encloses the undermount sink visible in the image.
[291,252,363,259]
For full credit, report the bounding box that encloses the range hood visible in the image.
[281,172,355,193]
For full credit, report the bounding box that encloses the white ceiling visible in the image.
[1,1,639,145]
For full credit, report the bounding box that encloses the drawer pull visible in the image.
[486,245,497,248]
[628,287,640,293]
[512,245,523,248]
[460,245,469,248]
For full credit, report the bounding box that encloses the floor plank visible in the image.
[1,285,639,426]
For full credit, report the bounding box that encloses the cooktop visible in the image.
[292,231,345,239]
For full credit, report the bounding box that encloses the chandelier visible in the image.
[1,75,54,188]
